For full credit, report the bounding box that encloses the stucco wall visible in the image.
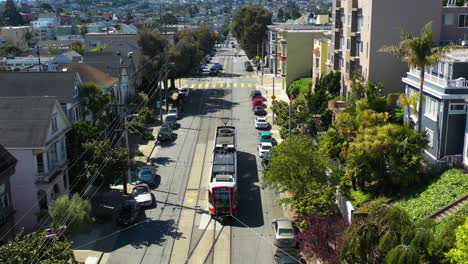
[285,31,326,88]
[8,149,38,233]
[368,0,442,94]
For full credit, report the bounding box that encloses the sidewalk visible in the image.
[256,73,290,145]
[255,74,297,219]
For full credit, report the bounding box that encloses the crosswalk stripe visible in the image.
[233,83,238,88]
[211,83,216,88]
[248,83,252,88]
[241,83,245,88]
[220,83,225,88]
[226,83,231,88]
[205,83,209,88]
[198,84,203,89]
[190,84,195,88]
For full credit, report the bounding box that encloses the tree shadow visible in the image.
[233,151,264,228]
[111,217,183,250]
[181,88,239,118]
[148,156,174,166]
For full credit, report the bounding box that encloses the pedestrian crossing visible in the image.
[186,82,257,89]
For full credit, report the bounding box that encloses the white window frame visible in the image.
[424,95,438,121]
[425,128,434,148]
[449,103,466,113]
[51,115,58,133]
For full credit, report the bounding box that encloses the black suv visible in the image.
[244,61,254,71]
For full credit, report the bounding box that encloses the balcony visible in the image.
[35,159,67,185]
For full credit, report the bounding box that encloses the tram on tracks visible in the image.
[208,125,238,220]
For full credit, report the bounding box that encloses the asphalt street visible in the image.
[104,40,286,264]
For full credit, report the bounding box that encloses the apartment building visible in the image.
[312,38,330,81]
[402,49,468,168]
[0,97,71,232]
[0,145,17,243]
[0,26,30,50]
[330,0,442,95]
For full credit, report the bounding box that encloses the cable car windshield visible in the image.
[214,188,232,210]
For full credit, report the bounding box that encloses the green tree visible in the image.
[341,204,431,264]
[137,27,166,91]
[445,216,468,264]
[262,135,338,217]
[0,231,75,264]
[428,216,465,263]
[24,30,32,48]
[161,13,178,25]
[288,77,312,98]
[114,24,121,32]
[79,82,111,125]
[46,44,61,55]
[0,44,23,56]
[82,139,129,189]
[345,124,428,192]
[397,93,419,126]
[231,6,272,59]
[79,24,88,36]
[69,41,84,55]
[285,1,301,19]
[277,8,285,21]
[40,2,54,11]
[1,0,24,26]
[49,194,92,234]
[380,21,453,133]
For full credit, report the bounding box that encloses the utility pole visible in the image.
[272,44,276,125]
[37,45,42,72]
[261,39,264,88]
[123,116,130,195]
[288,101,292,138]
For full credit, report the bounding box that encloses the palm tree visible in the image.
[380,21,454,133]
[397,93,419,127]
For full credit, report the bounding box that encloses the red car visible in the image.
[252,97,263,107]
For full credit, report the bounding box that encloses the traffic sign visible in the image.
[272,100,277,104]
[255,55,260,61]
[271,95,276,100]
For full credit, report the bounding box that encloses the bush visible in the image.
[143,131,155,140]
[394,169,468,221]
[350,190,373,207]
[134,150,144,156]
[138,107,156,124]
[288,78,312,98]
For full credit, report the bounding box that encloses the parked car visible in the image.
[244,61,254,71]
[250,90,262,100]
[204,55,211,63]
[273,248,305,264]
[255,116,268,129]
[167,107,179,119]
[261,152,273,168]
[136,166,156,185]
[258,142,272,158]
[272,219,297,248]
[131,184,153,207]
[179,88,190,97]
[164,115,177,129]
[157,125,174,141]
[116,199,141,226]
[213,63,223,70]
[258,131,272,143]
[191,68,202,76]
[253,106,266,116]
[209,66,220,76]
[252,97,263,107]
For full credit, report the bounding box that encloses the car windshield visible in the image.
[132,187,148,196]
[278,228,294,236]
[262,145,272,150]
[181,89,187,92]
[255,107,263,110]
[138,169,153,179]
[168,109,177,114]
[160,127,170,133]
[166,116,176,121]
[258,118,266,122]
[261,134,271,140]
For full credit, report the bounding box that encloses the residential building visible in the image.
[441,2,468,44]
[0,72,84,122]
[312,38,330,81]
[0,97,71,233]
[316,14,330,25]
[0,26,31,50]
[275,29,328,89]
[31,15,60,41]
[266,24,331,75]
[330,0,442,95]
[402,49,468,168]
[0,54,76,71]
[0,145,17,243]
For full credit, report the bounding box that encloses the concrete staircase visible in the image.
[429,194,468,221]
